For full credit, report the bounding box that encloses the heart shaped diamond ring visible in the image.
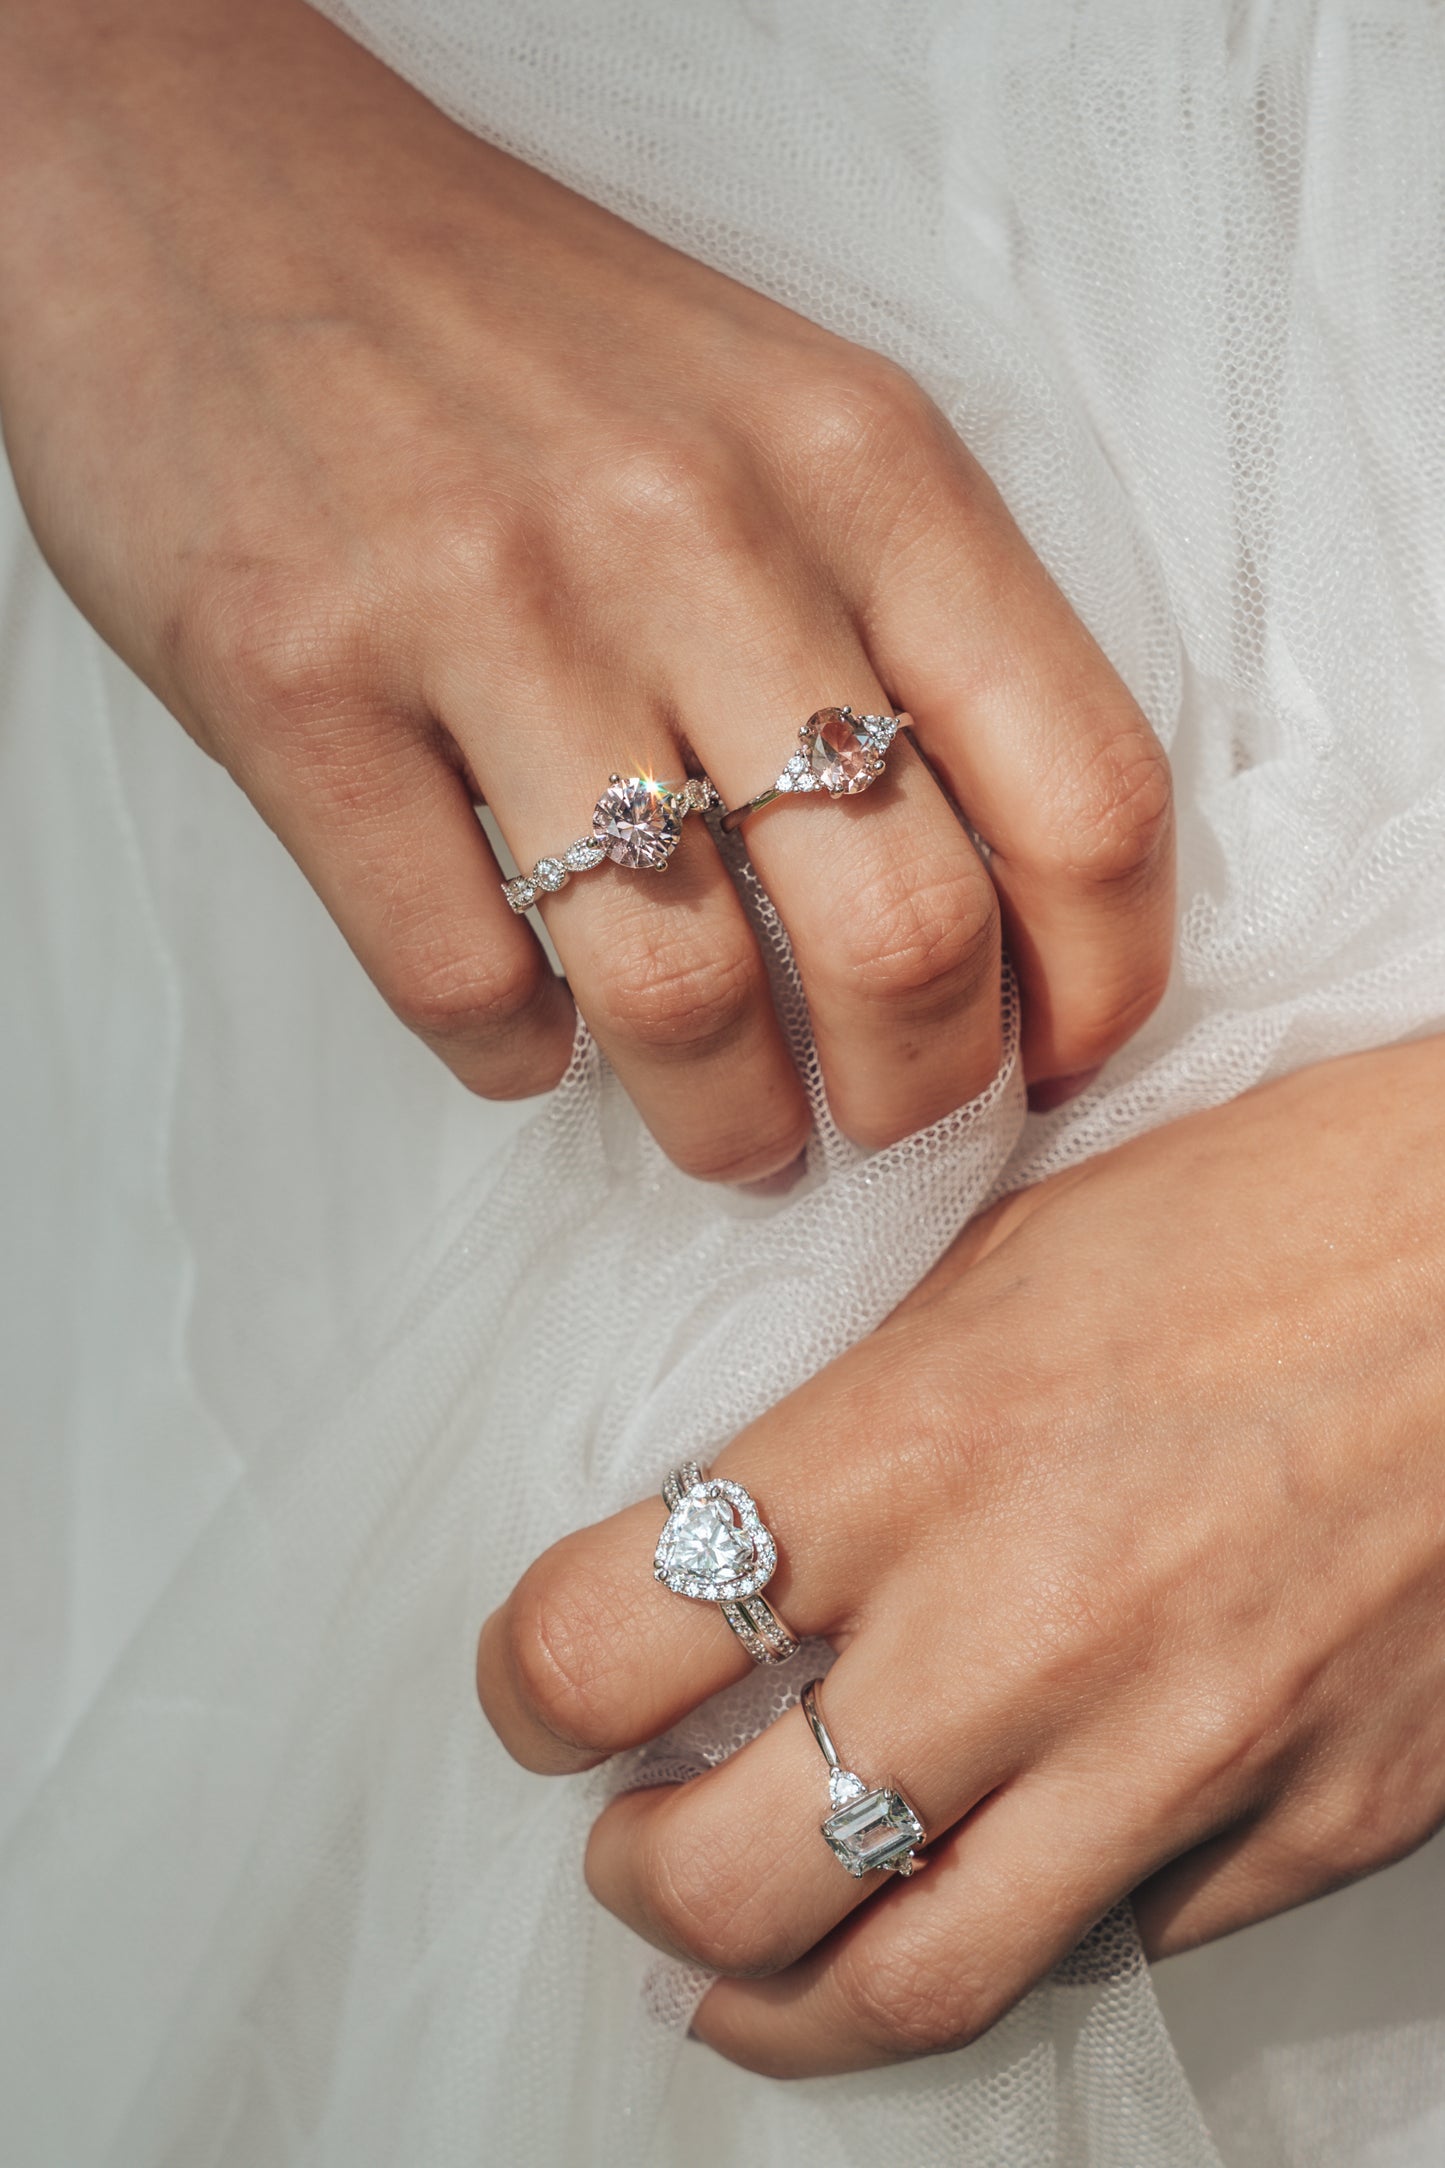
[654,1462,798,1665]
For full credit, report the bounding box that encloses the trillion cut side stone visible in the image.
[803,707,876,795]
[668,1495,755,1581]
[592,777,685,869]
[828,1768,869,1810]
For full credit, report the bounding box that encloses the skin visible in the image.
[480,1039,1445,2077]
[0,0,1174,1182]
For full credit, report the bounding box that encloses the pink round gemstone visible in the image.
[592,777,685,869]
[804,708,874,795]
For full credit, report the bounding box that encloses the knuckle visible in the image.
[195,564,374,732]
[503,1556,619,1757]
[597,929,760,1060]
[1159,1668,1290,1815]
[777,354,935,472]
[666,1118,806,1189]
[1287,1774,1439,1888]
[844,859,1000,1015]
[581,436,745,554]
[1061,966,1171,1074]
[1038,720,1174,889]
[643,1833,777,1975]
[389,946,549,1048]
[415,490,559,632]
[834,1939,979,2060]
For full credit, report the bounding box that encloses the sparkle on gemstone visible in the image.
[654,1478,775,1600]
[667,1495,755,1581]
[821,1787,926,1876]
[803,707,878,796]
[592,776,684,869]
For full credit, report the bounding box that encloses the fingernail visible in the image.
[738,1151,808,1197]
[1027,1067,1102,1114]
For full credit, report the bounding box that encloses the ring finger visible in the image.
[678,593,1005,1149]
[582,1621,1028,1982]
[455,665,810,1184]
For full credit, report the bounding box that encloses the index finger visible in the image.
[475,1351,912,1773]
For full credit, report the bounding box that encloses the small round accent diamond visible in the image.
[534,857,569,892]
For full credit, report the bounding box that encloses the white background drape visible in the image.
[5,3,1445,2160]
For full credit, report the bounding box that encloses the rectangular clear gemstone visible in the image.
[821,1788,924,1874]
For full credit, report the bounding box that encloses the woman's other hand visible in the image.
[0,0,1172,1176]
[480,1039,1445,2070]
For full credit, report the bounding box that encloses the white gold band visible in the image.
[801,1677,926,1877]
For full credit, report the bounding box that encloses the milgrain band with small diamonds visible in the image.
[502,773,719,913]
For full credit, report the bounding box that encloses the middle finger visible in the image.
[671,587,1005,1149]
[581,1618,1027,1979]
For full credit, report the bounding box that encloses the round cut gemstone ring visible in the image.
[502,773,717,912]
[654,1462,798,1665]
[718,706,910,834]
[592,775,686,869]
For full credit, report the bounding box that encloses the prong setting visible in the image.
[501,771,716,910]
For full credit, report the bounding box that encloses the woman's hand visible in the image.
[479,1038,1445,2073]
[0,0,1172,1178]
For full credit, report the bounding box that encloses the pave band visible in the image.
[801,1677,926,1877]
[719,707,910,834]
[502,773,718,913]
[654,1461,799,1666]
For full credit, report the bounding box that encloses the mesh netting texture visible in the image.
[4,1,1445,2163]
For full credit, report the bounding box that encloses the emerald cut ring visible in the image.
[801,1677,926,1877]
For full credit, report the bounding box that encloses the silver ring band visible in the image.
[503,773,718,912]
[800,1677,926,1877]
[654,1461,799,1665]
[719,707,909,834]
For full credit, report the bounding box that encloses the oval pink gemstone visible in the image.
[805,708,873,795]
[592,777,684,869]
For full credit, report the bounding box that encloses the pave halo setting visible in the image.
[654,1462,799,1665]
[801,1677,927,1878]
[718,706,910,834]
[502,773,717,913]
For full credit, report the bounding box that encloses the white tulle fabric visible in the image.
[5,1,1445,2161]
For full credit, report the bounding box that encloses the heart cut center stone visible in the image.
[669,1495,755,1581]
